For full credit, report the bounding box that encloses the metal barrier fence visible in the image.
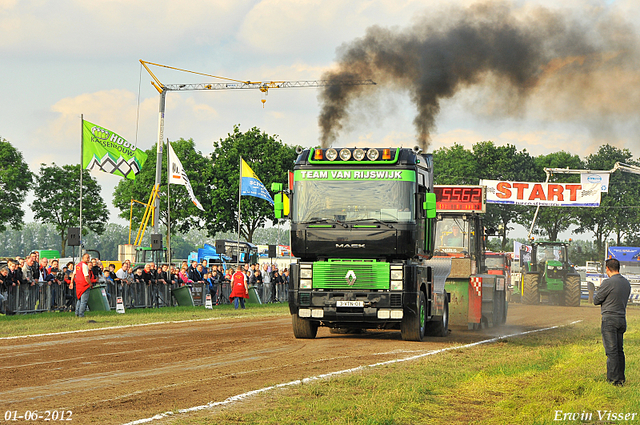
[2,280,239,315]
[0,277,295,315]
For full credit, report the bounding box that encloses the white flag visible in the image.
[168,144,205,211]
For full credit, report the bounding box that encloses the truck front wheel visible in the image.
[292,313,318,339]
[401,291,426,341]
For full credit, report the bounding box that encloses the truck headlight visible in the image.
[326,148,338,161]
[390,270,403,280]
[390,265,403,291]
[300,266,312,279]
[300,279,312,289]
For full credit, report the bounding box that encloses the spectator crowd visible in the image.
[0,253,290,316]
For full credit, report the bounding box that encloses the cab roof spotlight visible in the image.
[353,148,365,161]
[325,148,338,161]
[313,148,323,160]
[339,148,351,161]
[366,148,379,161]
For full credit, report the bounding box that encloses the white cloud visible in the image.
[237,0,452,57]
[0,0,253,57]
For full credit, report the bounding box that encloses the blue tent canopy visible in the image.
[608,246,640,262]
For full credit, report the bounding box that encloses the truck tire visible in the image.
[292,314,318,339]
[563,275,581,307]
[426,294,449,337]
[401,291,426,341]
[523,273,540,305]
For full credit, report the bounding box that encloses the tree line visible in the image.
[0,125,298,256]
[434,142,640,258]
[0,222,289,261]
[1,127,637,261]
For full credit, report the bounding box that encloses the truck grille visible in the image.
[299,292,311,306]
[313,259,390,290]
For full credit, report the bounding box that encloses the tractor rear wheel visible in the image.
[563,275,581,307]
[523,273,540,305]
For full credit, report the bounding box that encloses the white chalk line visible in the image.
[0,315,271,341]
[122,320,583,425]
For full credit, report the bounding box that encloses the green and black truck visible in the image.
[273,147,450,341]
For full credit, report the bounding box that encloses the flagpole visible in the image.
[166,138,171,270]
[237,156,242,271]
[79,114,83,254]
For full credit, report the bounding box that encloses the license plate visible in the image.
[336,301,364,308]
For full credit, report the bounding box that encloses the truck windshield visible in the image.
[293,180,415,223]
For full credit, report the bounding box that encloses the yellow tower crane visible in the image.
[136,60,376,260]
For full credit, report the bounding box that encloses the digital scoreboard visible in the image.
[434,185,486,213]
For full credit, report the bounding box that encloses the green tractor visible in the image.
[522,241,581,307]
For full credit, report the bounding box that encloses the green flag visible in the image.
[82,120,148,180]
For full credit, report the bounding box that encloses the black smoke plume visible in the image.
[318,2,639,149]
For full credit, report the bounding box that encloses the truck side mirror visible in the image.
[274,193,284,219]
[423,193,437,219]
[271,183,284,219]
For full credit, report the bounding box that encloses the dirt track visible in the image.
[0,304,603,424]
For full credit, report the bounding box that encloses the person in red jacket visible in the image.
[74,253,92,318]
[228,267,248,310]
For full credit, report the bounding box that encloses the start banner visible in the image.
[480,180,601,207]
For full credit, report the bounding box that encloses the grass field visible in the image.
[0,304,290,338]
[169,310,640,425]
[4,305,639,424]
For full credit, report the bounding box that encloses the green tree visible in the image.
[31,164,109,256]
[473,142,541,249]
[578,145,640,252]
[432,143,478,184]
[0,137,33,231]
[206,125,299,242]
[518,152,584,241]
[112,138,211,238]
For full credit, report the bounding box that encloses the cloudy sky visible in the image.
[1,0,639,231]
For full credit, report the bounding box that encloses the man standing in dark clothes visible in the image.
[594,258,631,386]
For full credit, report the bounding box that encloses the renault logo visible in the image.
[345,270,357,286]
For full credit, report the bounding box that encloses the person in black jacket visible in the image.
[133,266,145,285]
[0,266,9,314]
[208,265,222,304]
[271,270,284,303]
[594,258,632,386]
[148,262,165,307]
[189,264,205,284]
[29,252,40,282]
[159,264,172,285]
[249,269,263,302]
